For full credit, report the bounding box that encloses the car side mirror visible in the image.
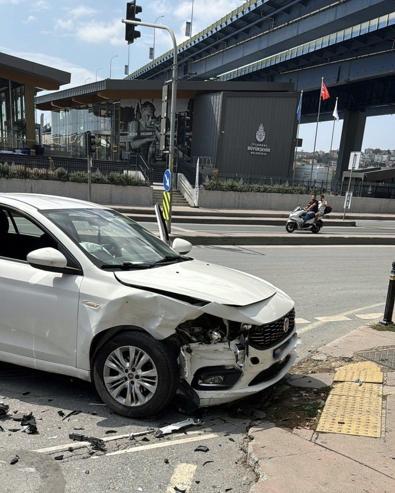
[27,247,69,273]
[172,238,192,256]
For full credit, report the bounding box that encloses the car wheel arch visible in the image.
[89,325,147,369]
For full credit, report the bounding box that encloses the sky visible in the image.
[1,0,394,151]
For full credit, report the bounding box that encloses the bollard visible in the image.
[380,261,395,326]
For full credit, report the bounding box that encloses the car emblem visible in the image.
[283,317,290,333]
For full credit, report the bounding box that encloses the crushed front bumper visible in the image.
[180,331,298,407]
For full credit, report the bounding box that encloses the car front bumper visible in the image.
[181,331,298,407]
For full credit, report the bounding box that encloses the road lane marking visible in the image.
[166,463,197,493]
[34,430,204,455]
[355,312,383,320]
[298,302,385,336]
[105,433,219,457]
[296,318,310,324]
[315,315,351,322]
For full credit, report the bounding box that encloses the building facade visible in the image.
[37,80,298,180]
[0,52,70,150]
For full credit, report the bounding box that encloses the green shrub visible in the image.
[204,178,307,194]
[54,167,68,182]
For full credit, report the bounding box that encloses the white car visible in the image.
[0,194,297,417]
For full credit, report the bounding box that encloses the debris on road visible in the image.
[202,460,214,466]
[105,430,117,434]
[154,418,202,438]
[54,455,64,461]
[174,487,186,493]
[0,402,9,417]
[21,413,38,434]
[9,455,19,465]
[62,410,81,421]
[194,445,209,453]
[57,410,65,417]
[69,433,106,452]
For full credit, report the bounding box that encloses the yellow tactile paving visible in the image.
[334,361,383,384]
[330,381,382,398]
[316,362,383,438]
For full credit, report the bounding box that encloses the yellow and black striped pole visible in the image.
[162,190,172,232]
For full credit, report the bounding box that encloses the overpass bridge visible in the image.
[128,0,395,179]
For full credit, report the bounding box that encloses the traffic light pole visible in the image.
[122,18,178,233]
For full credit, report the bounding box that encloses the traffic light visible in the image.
[86,131,97,156]
[125,1,142,44]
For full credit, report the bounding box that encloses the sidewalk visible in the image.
[248,325,395,493]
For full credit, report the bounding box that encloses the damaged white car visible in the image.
[0,194,297,417]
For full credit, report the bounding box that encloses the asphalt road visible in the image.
[142,220,395,236]
[0,245,393,492]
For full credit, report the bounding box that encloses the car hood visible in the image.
[115,259,276,307]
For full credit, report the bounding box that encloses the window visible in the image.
[0,208,58,262]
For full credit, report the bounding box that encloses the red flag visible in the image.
[320,80,330,101]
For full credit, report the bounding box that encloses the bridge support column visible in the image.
[336,110,366,180]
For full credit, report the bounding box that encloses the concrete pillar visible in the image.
[336,110,366,180]
[24,84,36,148]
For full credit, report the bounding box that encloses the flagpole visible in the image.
[310,77,323,182]
[293,90,303,180]
[327,96,339,188]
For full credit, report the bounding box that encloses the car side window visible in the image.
[0,207,58,262]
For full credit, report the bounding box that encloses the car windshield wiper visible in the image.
[149,255,192,266]
[101,262,151,270]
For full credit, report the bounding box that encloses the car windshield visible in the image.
[43,208,186,270]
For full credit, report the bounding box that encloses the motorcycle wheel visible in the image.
[312,224,321,234]
[286,222,296,233]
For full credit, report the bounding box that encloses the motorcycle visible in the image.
[285,206,324,234]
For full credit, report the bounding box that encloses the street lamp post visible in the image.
[95,68,103,81]
[152,15,165,59]
[190,0,195,37]
[122,18,178,233]
[109,55,118,78]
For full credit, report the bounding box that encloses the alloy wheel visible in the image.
[103,346,158,407]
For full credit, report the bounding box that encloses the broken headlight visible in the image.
[191,366,242,390]
[176,314,228,344]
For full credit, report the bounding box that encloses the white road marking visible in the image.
[166,463,197,493]
[105,433,219,457]
[34,430,203,455]
[296,318,310,324]
[298,302,385,335]
[355,312,383,320]
[315,315,351,322]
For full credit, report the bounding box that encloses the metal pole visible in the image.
[127,45,130,75]
[152,16,165,59]
[8,80,14,148]
[88,155,92,201]
[310,77,323,182]
[342,162,353,220]
[380,262,395,326]
[190,0,195,37]
[194,157,200,207]
[109,55,118,78]
[122,18,178,234]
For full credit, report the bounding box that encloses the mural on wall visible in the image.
[120,99,193,165]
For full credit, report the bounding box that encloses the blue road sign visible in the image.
[163,169,171,192]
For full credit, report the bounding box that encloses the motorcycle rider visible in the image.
[302,194,319,223]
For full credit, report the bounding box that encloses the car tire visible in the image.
[286,222,296,233]
[92,331,178,418]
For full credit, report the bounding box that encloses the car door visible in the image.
[0,206,82,368]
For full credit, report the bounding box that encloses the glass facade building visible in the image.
[0,80,26,149]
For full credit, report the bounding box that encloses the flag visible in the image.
[320,80,330,101]
[296,90,303,123]
[332,97,339,120]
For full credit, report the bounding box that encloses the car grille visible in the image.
[248,355,291,386]
[249,309,295,350]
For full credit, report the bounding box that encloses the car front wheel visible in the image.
[92,331,178,418]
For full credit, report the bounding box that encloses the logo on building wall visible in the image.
[248,123,271,156]
[255,123,266,143]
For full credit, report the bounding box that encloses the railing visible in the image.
[136,154,152,184]
[177,173,197,207]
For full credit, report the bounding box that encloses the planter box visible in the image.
[198,189,395,213]
[0,179,153,207]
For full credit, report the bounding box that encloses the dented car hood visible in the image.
[114,259,276,306]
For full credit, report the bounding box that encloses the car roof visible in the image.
[0,193,105,211]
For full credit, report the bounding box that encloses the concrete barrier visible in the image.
[0,179,153,206]
[198,190,395,213]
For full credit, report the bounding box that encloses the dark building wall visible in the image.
[217,92,298,179]
[191,92,223,160]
